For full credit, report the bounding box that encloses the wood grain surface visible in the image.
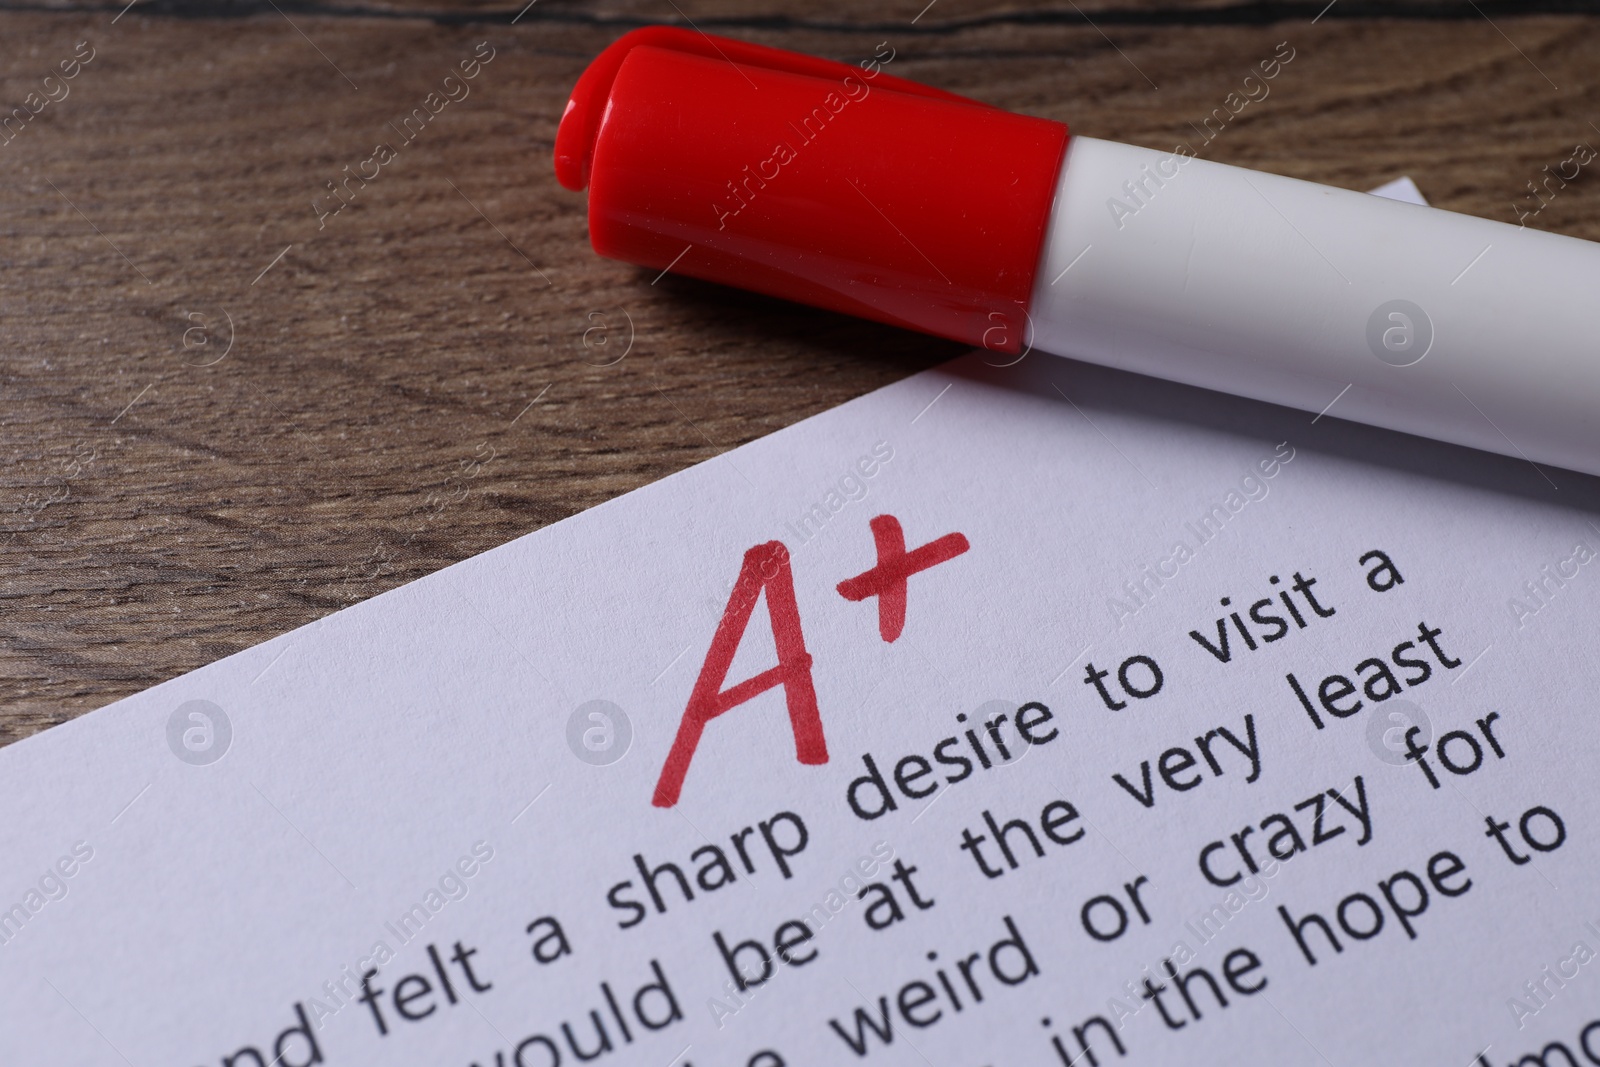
[1,0,1597,744]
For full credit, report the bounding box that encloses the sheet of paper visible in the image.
[4,346,1598,1067]
[1367,175,1428,206]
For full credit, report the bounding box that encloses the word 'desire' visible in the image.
[652,514,969,807]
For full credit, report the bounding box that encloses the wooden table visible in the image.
[3,0,1596,744]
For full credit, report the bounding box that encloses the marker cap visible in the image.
[556,28,1070,353]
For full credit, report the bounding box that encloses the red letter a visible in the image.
[652,541,826,807]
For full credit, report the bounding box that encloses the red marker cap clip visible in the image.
[556,28,1070,353]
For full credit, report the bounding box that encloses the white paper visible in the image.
[2,349,1597,1067]
[1367,175,1428,206]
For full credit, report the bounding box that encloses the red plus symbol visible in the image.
[836,514,970,642]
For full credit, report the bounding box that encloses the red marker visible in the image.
[557,29,1600,477]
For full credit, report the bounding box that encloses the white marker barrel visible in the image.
[1031,137,1600,476]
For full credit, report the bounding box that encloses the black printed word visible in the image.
[200,1003,321,1067]
[846,702,1058,821]
[359,941,492,1036]
[608,811,809,929]
[1199,776,1370,887]
[1278,850,1472,965]
[1081,654,1164,710]
[1112,713,1260,809]
[1403,713,1507,788]
[958,799,1086,879]
[1485,805,1567,865]
[1286,620,1461,729]
[1188,571,1336,663]
[715,921,819,992]
[1140,949,1268,1031]
[860,859,938,931]
[825,915,1039,1056]
[467,959,682,1067]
